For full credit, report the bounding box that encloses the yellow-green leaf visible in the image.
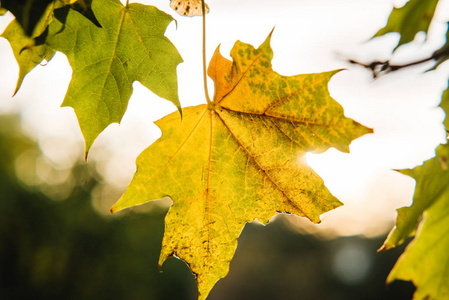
[441,84,449,131]
[374,0,439,48]
[1,1,100,95]
[380,84,449,252]
[46,0,183,156]
[379,151,449,252]
[382,85,449,299]
[111,33,371,300]
[1,1,61,95]
[386,143,449,300]
[1,19,54,95]
[0,0,93,36]
[0,0,53,36]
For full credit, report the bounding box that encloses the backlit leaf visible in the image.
[379,147,449,252]
[46,0,183,155]
[1,0,99,96]
[379,84,449,252]
[1,1,59,95]
[374,0,440,48]
[0,0,53,36]
[0,0,94,36]
[385,143,449,299]
[111,33,372,299]
[381,84,449,299]
[441,84,449,131]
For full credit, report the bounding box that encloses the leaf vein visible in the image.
[215,111,306,216]
[216,52,264,104]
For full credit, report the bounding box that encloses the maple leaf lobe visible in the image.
[46,0,182,156]
[209,34,372,154]
[374,0,439,48]
[1,1,58,95]
[383,143,449,300]
[112,33,371,300]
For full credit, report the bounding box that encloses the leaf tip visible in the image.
[263,27,275,46]
[377,224,399,252]
[83,138,95,162]
[109,203,122,214]
[334,200,344,208]
[327,68,346,78]
[12,76,25,97]
[377,244,388,252]
[177,105,183,119]
[12,86,19,97]
[269,26,275,37]
[396,168,414,177]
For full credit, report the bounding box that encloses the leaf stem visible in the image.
[201,0,213,107]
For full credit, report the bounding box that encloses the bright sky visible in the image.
[0,0,448,237]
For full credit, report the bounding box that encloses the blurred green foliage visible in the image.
[0,116,197,300]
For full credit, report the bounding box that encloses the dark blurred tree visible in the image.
[0,116,197,300]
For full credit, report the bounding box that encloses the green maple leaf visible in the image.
[0,0,95,37]
[2,19,55,95]
[111,33,371,299]
[379,144,449,252]
[1,0,98,96]
[383,143,449,300]
[381,85,449,299]
[1,1,59,95]
[0,0,53,36]
[441,84,449,131]
[45,0,183,155]
[374,0,440,49]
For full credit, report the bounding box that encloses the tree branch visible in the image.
[348,46,449,78]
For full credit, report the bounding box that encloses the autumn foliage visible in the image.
[1,0,449,299]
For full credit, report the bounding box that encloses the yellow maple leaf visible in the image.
[111,32,372,299]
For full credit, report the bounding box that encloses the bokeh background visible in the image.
[1,0,449,299]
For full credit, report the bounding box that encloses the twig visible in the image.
[348,46,449,78]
